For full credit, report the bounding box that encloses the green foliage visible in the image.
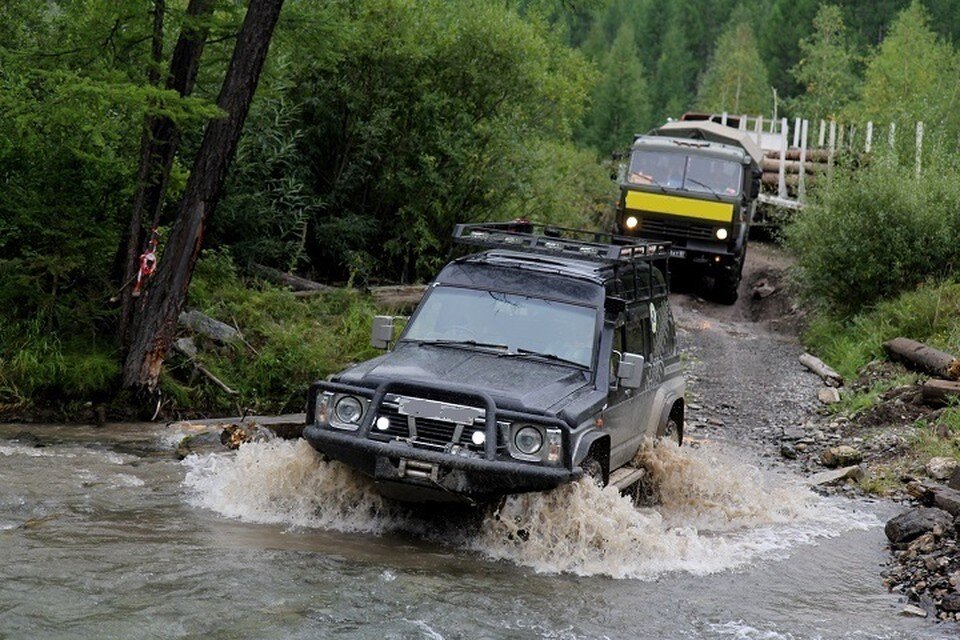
[786,5,860,119]
[847,1,960,150]
[579,23,653,155]
[181,251,381,413]
[695,17,771,114]
[802,280,960,380]
[787,154,960,315]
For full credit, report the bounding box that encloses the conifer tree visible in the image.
[695,19,770,115]
[787,4,859,119]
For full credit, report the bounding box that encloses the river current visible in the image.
[0,422,953,639]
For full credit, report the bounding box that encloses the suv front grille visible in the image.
[370,400,485,451]
[639,216,715,241]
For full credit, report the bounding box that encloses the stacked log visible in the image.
[882,337,960,405]
[761,149,828,192]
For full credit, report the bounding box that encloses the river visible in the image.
[0,420,952,639]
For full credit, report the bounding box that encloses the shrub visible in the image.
[787,152,960,315]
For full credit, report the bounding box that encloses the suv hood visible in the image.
[336,342,591,415]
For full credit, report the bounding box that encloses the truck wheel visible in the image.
[714,261,741,305]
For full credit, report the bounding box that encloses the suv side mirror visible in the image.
[371,315,394,350]
[617,353,645,389]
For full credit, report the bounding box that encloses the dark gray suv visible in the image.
[304,222,685,503]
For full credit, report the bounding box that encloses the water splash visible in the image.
[182,438,873,579]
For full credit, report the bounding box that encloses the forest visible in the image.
[2,0,959,416]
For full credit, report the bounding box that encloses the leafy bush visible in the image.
[787,153,960,315]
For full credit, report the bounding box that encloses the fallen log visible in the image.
[799,352,844,387]
[369,284,427,307]
[921,379,960,406]
[178,310,239,344]
[883,337,960,380]
[251,263,334,292]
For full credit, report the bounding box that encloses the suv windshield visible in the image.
[402,286,596,367]
[627,150,741,196]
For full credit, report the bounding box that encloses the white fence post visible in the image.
[865,121,873,153]
[798,119,809,202]
[792,118,801,148]
[888,122,896,150]
[828,120,837,184]
[778,117,788,199]
[754,115,764,146]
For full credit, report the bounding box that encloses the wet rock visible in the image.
[12,431,42,447]
[220,423,273,450]
[885,507,954,545]
[820,445,862,468]
[817,387,841,404]
[807,465,864,487]
[927,457,959,481]
[933,487,960,517]
[950,467,960,491]
[780,443,798,459]
[900,604,928,617]
[175,431,225,460]
[942,594,960,612]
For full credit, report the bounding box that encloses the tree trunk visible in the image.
[118,0,215,348]
[883,338,960,381]
[122,0,285,392]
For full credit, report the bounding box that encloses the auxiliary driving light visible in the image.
[375,416,391,431]
[471,430,486,446]
[715,227,728,240]
[625,215,639,230]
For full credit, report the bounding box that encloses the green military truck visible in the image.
[616,121,763,303]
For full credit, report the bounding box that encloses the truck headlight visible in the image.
[625,215,639,230]
[715,227,728,240]
[514,426,543,455]
[335,396,364,424]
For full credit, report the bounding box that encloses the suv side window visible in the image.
[625,312,649,357]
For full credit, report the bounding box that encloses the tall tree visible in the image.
[119,0,216,347]
[653,12,697,121]
[786,4,859,119]
[580,23,652,155]
[122,0,285,391]
[695,18,770,115]
[757,0,820,97]
[853,0,959,133]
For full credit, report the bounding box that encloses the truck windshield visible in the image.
[627,150,741,196]
[402,286,596,367]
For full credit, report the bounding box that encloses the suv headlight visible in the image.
[514,425,544,455]
[334,396,364,425]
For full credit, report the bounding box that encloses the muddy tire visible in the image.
[713,259,742,305]
[580,456,605,487]
[657,417,682,446]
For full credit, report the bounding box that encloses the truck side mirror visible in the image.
[371,315,394,350]
[617,353,645,389]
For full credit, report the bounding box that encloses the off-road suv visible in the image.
[303,222,685,503]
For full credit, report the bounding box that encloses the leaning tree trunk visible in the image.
[118,0,216,348]
[122,0,285,392]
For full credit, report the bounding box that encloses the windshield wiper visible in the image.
[683,177,724,201]
[500,348,588,369]
[407,338,509,351]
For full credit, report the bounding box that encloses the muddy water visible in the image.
[0,423,953,640]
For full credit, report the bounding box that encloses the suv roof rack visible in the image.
[452,221,671,266]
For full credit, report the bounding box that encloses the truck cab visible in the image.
[617,121,762,303]
[303,223,685,504]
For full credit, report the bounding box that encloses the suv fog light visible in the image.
[471,430,486,446]
[375,416,391,431]
[545,428,562,463]
[315,392,332,424]
[715,227,728,240]
[335,396,363,424]
[514,426,543,455]
[625,216,639,230]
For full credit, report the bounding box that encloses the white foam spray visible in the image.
[182,438,873,579]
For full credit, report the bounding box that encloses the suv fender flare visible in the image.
[653,378,685,444]
[572,429,610,485]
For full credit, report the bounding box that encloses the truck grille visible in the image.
[638,217,715,241]
[370,400,486,451]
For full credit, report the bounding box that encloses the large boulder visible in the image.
[885,507,954,544]
[926,456,959,481]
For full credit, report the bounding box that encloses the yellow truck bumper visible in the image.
[624,191,734,223]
